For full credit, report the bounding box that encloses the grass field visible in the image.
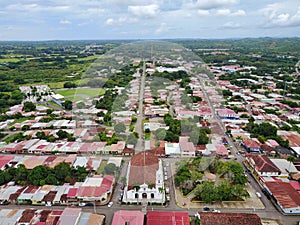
[97,160,108,174]
[55,88,105,98]
[0,58,23,63]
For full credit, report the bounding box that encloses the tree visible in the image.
[104,163,117,175]
[64,82,77,88]
[57,130,69,139]
[155,128,166,141]
[120,176,127,186]
[114,123,126,133]
[54,163,71,184]
[23,101,36,112]
[126,133,138,145]
[21,125,30,131]
[63,100,73,110]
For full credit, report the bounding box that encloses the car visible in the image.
[108,201,113,207]
[166,195,170,201]
[256,192,261,198]
[118,193,123,201]
[164,175,168,181]
[165,187,170,194]
[212,209,221,213]
[85,202,94,206]
[166,162,169,167]
[78,202,86,207]
[0,200,9,205]
[203,207,210,212]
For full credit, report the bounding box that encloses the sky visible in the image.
[0,0,299,40]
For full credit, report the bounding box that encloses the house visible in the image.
[164,143,181,156]
[57,207,81,225]
[123,151,165,204]
[147,211,189,225]
[242,139,261,153]
[245,154,281,181]
[264,181,300,215]
[179,137,195,157]
[111,210,144,225]
[76,175,114,204]
[217,108,237,119]
[216,144,229,157]
[198,212,262,225]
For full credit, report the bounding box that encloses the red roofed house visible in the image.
[242,139,261,153]
[265,181,300,214]
[179,136,195,157]
[245,154,281,182]
[147,211,189,225]
[216,144,229,157]
[198,212,262,225]
[123,151,165,204]
[76,175,114,204]
[111,210,144,225]
[217,108,237,119]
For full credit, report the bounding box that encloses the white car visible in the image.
[165,187,170,194]
[108,201,113,207]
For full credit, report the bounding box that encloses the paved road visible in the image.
[134,61,146,153]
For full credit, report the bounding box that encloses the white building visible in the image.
[123,151,165,204]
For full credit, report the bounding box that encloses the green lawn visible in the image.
[55,88,105,98]
[0,58,23,63]
[10,117,34,126]
[97,160,108,175]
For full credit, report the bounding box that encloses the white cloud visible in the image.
[105,16,137,26]
[128,4,160,18]
[155,22,170,34]
[6,3,71,12]
[216,9,245,17]
[261,3,300,27]
[59,20,71,24]
[197,10,210,16]
[105,18,115,26]
[222,21,240,28]
[186,0,239,10]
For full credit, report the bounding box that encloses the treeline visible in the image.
[0,162,88,186]
[154,114,210,144]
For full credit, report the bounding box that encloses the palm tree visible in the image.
[287,155,295,172]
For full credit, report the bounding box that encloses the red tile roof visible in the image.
[112,210,144,225]
[246,154,281,173]
[128,151,159,188]
[77,175,114,198]
[67,188,78,197]
[265,181,300,209]
[147,211,189,225]
[243,139,260,148]
[199,212,262,225]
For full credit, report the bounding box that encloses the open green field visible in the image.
[55,88,105,98]
[0,58,23,63]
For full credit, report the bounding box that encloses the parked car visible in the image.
[118,193,123,201]
[78,202,86,207]
[165,187,170,194]
[203,207,210,212]
[0,200,9,205]
[166,195,170,202]
[212,209,221,213]
[256,192,261,198]
[108,201,113,207]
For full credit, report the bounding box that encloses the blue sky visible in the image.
[0,0,299,40]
